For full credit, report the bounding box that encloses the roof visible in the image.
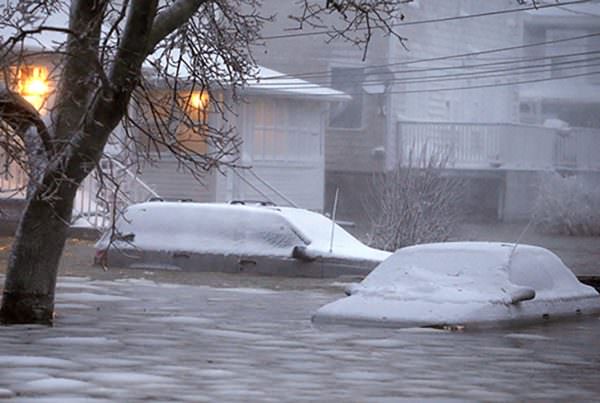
[244,66,349,102]
[1,9,347,102]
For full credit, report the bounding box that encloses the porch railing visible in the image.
[397,121,600,172]
[0,155,27,198]
[71,158,160,229]
[0,155,159,230]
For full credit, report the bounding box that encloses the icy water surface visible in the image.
[0,275,599,402]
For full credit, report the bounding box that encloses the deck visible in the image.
[395,121,600,172]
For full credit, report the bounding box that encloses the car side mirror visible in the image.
[509,287,536,304]
[292,245,319,262]
[344,283,361,296]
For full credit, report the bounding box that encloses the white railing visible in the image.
[397,121,600,172]
[232,167,299,207]
[0,153,160,230]
[71,158,160,229]
[0,154,27,198]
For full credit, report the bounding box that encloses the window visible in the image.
[252,100,321,161]
[329,67,365,129]
[138,91,209,156]
[253,100,285,159]
[177,92,209,154]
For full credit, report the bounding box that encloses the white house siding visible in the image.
[139,159,216,202]
[520,12,600,128]
[230,162,324,211]
[214,97,326,211]
[392,0,522,124]
[256,0,393,177]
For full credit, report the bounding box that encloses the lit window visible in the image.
[139,92,210,156]
[188,91,209,110]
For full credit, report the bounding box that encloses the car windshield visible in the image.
[276,207,385,258]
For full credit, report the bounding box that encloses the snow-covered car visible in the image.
[94,201,390,277]
[312,242,600,328]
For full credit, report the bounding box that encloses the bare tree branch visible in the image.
[0,88,52,156]
[147,0,208,53]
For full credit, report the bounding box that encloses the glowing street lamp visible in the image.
[17,66,50,111]
[189,91,209,110]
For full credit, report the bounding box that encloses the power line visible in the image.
[321,69,600,96]
[250,69,600,97]
[258,58,600,90]
[388,69,600,95]
[387,58,600,86]
[260,0,591,41]
[254,50,600,88]
[260,31,600,81]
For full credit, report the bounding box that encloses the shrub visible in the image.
[365,149,465,251]
[532,173,600,236]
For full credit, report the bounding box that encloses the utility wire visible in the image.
[260,0,592,41]
[385,59,600,86]
[254,59,600,90]
[249,69,600,96]
[254,50,600,88]
[260,31,600,81]
[366,69,600,95]
[250,57,600,95]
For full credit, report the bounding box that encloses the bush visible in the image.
[365,149,465,251]
[532,173,600,236]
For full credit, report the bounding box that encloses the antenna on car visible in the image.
[329,187,339,254]
[509,217,534,267]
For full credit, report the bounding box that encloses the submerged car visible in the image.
[312,242,600,328]
[94,201,390,277]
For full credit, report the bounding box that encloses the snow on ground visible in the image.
[313,242,600,328]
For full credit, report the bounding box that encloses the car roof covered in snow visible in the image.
[358,242,597,302]
[101,202,389,261]
[312,242,600,328]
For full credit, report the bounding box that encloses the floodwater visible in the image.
[0,273,599,402]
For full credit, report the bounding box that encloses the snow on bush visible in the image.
[365,148,465,251]
[533,173,600,236]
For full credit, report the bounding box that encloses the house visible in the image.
[135,66,347,211]
[519,2,600,128]
[256,0,600,227]
[0,26,347,227]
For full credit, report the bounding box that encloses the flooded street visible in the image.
[1,273,599,402]
[2,0,600,400]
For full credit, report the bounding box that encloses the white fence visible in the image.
[397,121,600,172]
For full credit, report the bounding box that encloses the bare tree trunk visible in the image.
[0,181,77,324]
